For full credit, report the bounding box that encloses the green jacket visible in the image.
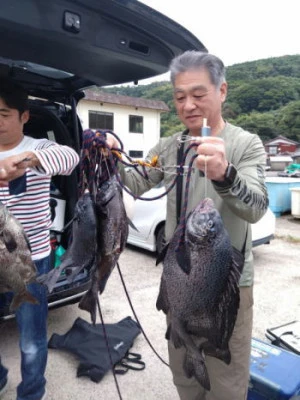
[119,122,268,286]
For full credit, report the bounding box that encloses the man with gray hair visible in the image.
[107,50,268,399]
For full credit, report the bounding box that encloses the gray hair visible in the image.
[169,51,226,88]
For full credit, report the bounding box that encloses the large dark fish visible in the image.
[0,203,38,311]
[156,198,244,391]
[79,175,129,324]
[38,192,97,293]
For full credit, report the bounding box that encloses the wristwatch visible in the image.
[213,163,237,187]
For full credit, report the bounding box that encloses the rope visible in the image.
[96,296,123,400]
[175,152,198,252]
[116,261,169,367]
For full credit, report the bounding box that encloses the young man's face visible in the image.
[0,98,29,145]
[173,68,227,136]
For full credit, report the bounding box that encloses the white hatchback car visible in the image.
[126,185,276,254]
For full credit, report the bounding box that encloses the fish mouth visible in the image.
[197,198,215,213]
[188,198,216,238]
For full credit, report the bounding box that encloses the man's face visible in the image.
[0,98,29,145]
[173,68,227,135]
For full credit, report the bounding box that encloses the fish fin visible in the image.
[165,323,172,340]
[127,217,138,231]
[232,246,245,274]
[37,265,66,293]
[212,257,241,349]
[201,341,231,365]
[183,349,211,391]
[171,327,185,349]
[155,243,169,265]
[2,231,18,252]
[10,291,39,311]
[156,277,169,314]
[175,242,191,274]
[78,289,97,325]
[65,261,92,283]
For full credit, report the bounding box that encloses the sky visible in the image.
[138,0,299,84]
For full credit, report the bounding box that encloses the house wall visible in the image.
[77,99,162,159]
[265,140,297,155]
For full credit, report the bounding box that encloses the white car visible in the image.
[126,185,276,254]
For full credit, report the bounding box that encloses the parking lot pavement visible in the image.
[0,215,299,400]
[274,212,300,240]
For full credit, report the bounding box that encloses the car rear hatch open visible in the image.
[0,0,207,99]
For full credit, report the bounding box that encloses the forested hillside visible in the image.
[102,55,300,142]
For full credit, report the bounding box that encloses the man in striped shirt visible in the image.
[0,78,79,400]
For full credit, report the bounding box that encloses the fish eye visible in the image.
[207,220,214,228]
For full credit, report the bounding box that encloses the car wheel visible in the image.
[156,225,166,255]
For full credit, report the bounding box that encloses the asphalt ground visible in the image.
[0,214,299,400]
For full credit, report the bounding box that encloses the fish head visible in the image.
[96,176,119,208]
[75,192,95,222]
[186,198,224,246]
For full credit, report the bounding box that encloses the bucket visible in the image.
[290,187,300,219]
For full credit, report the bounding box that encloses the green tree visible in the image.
[101,55,300,143]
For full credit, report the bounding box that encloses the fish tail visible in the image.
[10,291,39,312]
[78,289,97,324]
[183,348,211,391]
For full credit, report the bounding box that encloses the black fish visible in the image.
[79,175,129,324]
[38,192,97,293]
[0,203,38,311]
[156,198,244,390]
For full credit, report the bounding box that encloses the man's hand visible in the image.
[0,152,39,186]
[194,136,228,181]
[106,133,121,150]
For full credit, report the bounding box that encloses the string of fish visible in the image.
[77,129,127,400]
[77,129,178,397]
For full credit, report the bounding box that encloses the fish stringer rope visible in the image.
[96,295,123,400]
[116,261,169,368]
[204,155,208,198]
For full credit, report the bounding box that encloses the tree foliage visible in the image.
[102,55,300,142]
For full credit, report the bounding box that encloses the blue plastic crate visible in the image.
[248,338,300,399]
[266,178,300,217]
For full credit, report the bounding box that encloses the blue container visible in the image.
[248,338,300,399]
[266,177,300,217]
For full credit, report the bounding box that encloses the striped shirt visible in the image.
[0,136,79,261]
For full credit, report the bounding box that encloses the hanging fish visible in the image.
[156,198,244,390]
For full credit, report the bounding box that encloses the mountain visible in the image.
[101,55,300,142]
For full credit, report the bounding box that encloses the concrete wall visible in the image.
[77,99,162,159]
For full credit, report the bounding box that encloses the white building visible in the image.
[77,89,169,159]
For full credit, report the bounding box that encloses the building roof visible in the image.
[83,89,169,112]
[264,135,300,146]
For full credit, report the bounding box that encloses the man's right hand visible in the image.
[106,133,120,149]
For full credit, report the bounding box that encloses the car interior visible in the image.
[0,0,206,320]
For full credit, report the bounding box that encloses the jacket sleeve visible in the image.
[31,140,80,176]
[117,139,167,197]
[213,133,269,224]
